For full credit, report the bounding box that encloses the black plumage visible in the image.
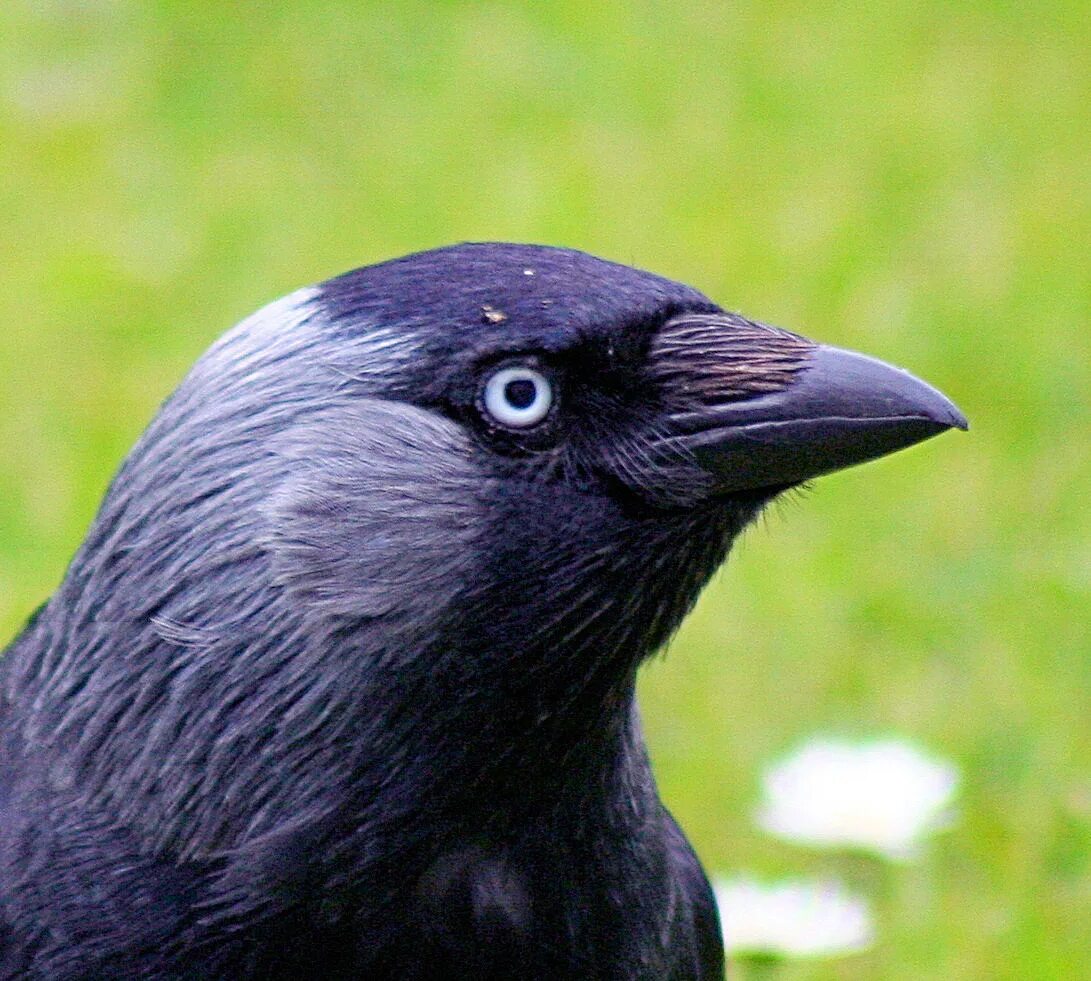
[0,243,965,979]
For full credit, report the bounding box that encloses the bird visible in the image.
[0,243,966,979]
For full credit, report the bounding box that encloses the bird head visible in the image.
[10,243,965,855]
[263,243,964,671]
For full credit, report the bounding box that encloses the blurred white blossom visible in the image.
[713,876,874,958]
[757,737,959,860]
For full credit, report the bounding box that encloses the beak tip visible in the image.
[920,386,964,432]
[815,345,968,436]
[930,398,969,434]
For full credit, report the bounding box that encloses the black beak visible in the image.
[672,343,968,493]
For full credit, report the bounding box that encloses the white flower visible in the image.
[713,876,874,958]
[756,737,959,860]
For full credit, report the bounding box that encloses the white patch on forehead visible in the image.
[329,323,424,382]
[200,286,322,374]
[192,285,425,398]
[238,285,322,340]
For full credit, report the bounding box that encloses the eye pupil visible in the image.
[504,378,537,409]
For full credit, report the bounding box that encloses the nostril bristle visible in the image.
[649,311,815,407]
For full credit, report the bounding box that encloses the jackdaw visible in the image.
[0,243,966,979]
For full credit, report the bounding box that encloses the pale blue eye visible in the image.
[483,366,552,428]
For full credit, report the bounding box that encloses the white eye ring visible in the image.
[482,365,553,428]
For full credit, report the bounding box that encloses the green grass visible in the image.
[1,1,1088,976]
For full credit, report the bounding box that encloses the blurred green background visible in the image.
[1,1,1088,976]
